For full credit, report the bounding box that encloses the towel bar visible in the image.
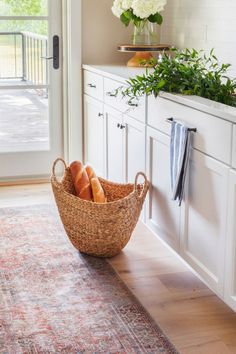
[166,118,197,132]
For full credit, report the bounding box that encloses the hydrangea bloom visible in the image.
[111,0,167,25]
[132,0,167,19]
[111,0,124,18]
[112,0,134,18]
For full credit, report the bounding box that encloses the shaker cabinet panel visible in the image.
[105,105,125,183]
[104,77,127,113]
[124,116,146,183]
[84,95,105,177]
[180,150,229,295]
[146,127,181,251]
[224,170,236,311]
[104,77,146,123]
[84,70,104,101]
[232,125,236,169]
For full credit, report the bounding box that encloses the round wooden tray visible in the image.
[117,44,171,67]
[118,44,171,52]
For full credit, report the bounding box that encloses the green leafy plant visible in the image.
[120,9,163,27]
[122,48,236,107]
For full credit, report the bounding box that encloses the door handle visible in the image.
[52,35,59,69]
[41,35,59,69]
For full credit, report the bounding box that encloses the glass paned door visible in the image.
[0,0,62,179]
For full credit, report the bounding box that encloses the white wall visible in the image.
[82,0,132,64]
[161,0,236,76]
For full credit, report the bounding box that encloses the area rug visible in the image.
[0,204,178,354]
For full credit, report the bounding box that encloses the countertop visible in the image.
[83,64,236,124]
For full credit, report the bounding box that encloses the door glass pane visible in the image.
[0,0,48,16]
[0,19,47,34]
[0,21,48,84]
[0,2,49,153]
[0,88,49,152]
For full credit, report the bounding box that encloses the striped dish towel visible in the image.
[170,120,192,206]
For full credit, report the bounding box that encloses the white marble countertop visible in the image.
[82,64,236,123]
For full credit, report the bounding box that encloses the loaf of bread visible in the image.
[85,165,96,181]
[69,161,93,201]
[90,177,106,203]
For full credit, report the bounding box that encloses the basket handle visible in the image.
[52,158,68,184]
[134,172,149,199]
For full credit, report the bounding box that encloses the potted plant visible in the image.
[121,48,236,107]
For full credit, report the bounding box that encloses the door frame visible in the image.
[62,0,83,164]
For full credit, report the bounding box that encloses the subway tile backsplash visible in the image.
[161,0,236,76]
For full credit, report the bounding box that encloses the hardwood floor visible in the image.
[1,183,236,354]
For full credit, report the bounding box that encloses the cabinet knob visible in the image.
[107,91,117,97]
[88,83,96,88]
[98,113,103,117]
[117,123,121,128]
[120,124,126,130]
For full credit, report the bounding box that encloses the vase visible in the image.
[132,21,158,46]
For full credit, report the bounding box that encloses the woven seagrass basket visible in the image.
[51,158,149,257]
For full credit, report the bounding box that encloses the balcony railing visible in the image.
[0,31,48,86]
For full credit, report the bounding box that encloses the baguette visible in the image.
[90,177,106,203]
[69,161,93,201]
[85,165,96,181]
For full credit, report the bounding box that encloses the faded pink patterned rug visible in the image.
[0,205,178,354]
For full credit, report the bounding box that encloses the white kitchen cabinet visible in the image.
[146,127,181,251]
[180,150,229,295]
[83,65,236,312]
[83,95,105,177]
[124,115,145,183]
[225,170,236,310]
[105,105,125,183]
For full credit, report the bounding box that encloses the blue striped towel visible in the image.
[170,120,192,206]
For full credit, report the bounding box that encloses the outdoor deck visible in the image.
[0,85,49,153]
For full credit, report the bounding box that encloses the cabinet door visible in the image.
[232,125,236,168]
[180,150,229,296]
[84,95,105,177]
[225,170,236,311]
[105,105,125,183]
[124,115,145,183]
[146,127,180,250]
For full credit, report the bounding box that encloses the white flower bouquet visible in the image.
[111,0,167,27]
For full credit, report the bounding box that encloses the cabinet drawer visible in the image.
[104,78,146,123]
[148,96,232,164]
[84,70,103,101]
[232,125,236,169]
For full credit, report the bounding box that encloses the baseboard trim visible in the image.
[0,175,50,186]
